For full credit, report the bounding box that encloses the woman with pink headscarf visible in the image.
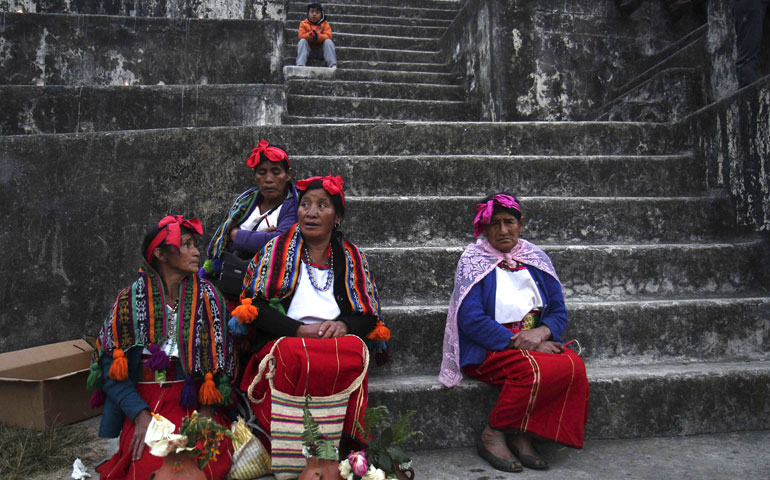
[440,193,589,472]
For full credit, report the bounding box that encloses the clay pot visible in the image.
[298,456,344,480]
[394,465,415,480]
[149,452,206,480]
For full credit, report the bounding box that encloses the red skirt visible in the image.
[464,347,589,448]
[239,336,368,451]
[96,380,233,480]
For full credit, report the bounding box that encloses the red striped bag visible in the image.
[246,336,369,480]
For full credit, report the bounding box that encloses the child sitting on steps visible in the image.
[296,2,337,68]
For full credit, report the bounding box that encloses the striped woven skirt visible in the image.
[463,344,589,448]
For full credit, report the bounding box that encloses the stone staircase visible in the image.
[282,0,477,123]
[2,0,770,477]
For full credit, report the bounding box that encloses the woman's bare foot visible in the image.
[481,424,514,460]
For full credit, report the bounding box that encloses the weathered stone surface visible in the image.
[286,12,453,27]
[685,75,770,232]
[363,241,769,305]
[286,1,458,20]
[291,154,706,196]
[343,196,733,246]
[329,22,446,37]
[290,31,440,51]
[287,79,463,101]
[0,84,285,134]
[368,362,770,448]
[442,0,706,120]
[1,0,287,19]
[288,94,474,121]
[597,68,705,122]
[0,13,283,85]
[374,297,770,376]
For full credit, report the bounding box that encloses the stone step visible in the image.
[323,46,441,63]
[287,94,476,121]
[286,79,463,101]
[283,59,454,73]
[341,196,732,247]
[4,1,262,18]
[410,432,770,480]
[374,297,770,376]
[286,2,459,21]
[290,154,706,197]
[596,68,705,122]
[328,21,446,38]
[362,240,767,305]
[635,24,708,79]
[0,122,685,158]
[297,0,462,9]
[282,115,383,124]
[283,30,440,51]
[286,12,453,28]
[369,361,770,448]
[0,13,281,86]
[0,84,285,134]
[610,31,707,102]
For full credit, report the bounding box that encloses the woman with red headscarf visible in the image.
[440,193,589,472]
[89,215,237,479]
[202,140,298,302]
[230,174,390,476]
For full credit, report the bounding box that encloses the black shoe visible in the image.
[476,439,523,473]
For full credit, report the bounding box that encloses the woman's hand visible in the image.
[130,409,152,461]
[533,341,565,354]
[229,228,240,241]
[512,325,552,351]
[318,320,348,339]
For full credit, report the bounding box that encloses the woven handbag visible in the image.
[226,416,271,480]
[246,336,369,480]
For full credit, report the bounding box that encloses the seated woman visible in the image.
[89,215,237,479]
[233,174,389,459]
[439,194,589,472]
[203,139,298,302]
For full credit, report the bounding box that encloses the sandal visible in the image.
[476,439,523,473]
[507,437,549,470]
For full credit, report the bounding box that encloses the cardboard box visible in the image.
[0,339,102,431]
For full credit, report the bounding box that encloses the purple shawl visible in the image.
[438,238,561,387]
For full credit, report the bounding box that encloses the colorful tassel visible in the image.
[199,372,224,405]
[180,375,198,408]
[366,321,391,342]
[202,259,215,275]
[268,297,286,315]
[228,316,248,336]
[89,389,106,409]
[232,298,258,324]
[212,258,222,272]
[198,266,208,279]
[86,362,103,390]
[108,348,129,381]
[217,375,233,406]
[145,343,170,371]
[375,349,390,366]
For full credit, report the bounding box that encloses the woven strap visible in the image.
[246,335,369,404]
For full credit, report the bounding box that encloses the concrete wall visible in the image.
[685,75,770,232]
[0,0,286,19]
[443,0,706,120]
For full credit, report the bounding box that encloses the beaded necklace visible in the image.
[302,245,334,292]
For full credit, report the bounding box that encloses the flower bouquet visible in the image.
[338,406,423,480]
[145,411,233,476]
[299,396,343,480]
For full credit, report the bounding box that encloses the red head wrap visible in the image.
[245,139,289,168]
[295,174,345,206]
[144,215,203,263]
[473,194,521,238]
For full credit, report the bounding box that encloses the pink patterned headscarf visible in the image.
[438,237,561,387]
[473,194,521,238]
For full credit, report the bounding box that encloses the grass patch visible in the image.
[0,423,95,480]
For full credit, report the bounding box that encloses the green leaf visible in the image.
[387,446,409,465]
[379,449,393,474]
[380,427,393,448]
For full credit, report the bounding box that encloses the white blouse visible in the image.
[286,261,341,324]
[239,202,283,232]
[494,264,543,325]
[142,304,179,358]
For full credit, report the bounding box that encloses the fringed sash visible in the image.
[95,262,235,378]
[242,223,381,319]
[207,186,261,261]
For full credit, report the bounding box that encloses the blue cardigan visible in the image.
[230,185,299,256]
[456,265,568,368]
